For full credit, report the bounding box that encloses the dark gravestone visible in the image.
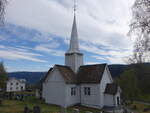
[24,105,29,113]
[0,98,2,105]
[132,105,137,110]
[33,106,41,113]
[20,94,24,101]
[143,108,149,112]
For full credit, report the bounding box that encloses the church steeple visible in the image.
[68,0,79,53]
[65,0,83,73]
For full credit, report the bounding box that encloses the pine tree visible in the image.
[0,62,7,89]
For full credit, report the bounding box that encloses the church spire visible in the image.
[65,0,83,73]
[68,0,79,53]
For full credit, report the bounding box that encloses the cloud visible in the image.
[86,62,100,65]
[80,42,133,64]
[34,44,65,57]
[0,45,46,62]
[3,0,135,65]
[91,55,107,61]
[0,24,54,43]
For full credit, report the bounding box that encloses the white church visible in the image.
[42,6,121,109]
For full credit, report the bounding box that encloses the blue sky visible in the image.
[0,0,135,72]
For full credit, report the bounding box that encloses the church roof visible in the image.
[55,65,76,84]
[42,64,107,84]
[104,83,118,95]
[42,65,76,84]
[77,64,107,84]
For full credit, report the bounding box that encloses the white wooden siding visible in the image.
[65,84,80,106]
[104,94,115,106]
[42,65,121,108]
[80,84,101,109]
[100,66,113,107]
[42,68,66,107]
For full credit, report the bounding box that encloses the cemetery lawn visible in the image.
[0,97,101,113]
[128,101,150,113]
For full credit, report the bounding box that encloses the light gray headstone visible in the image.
[73,108,79,113]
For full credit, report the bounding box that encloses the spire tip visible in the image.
[74,0,76,14]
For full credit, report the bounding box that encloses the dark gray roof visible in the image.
[55,65,76,84]
[42,64,107,84]
[104,83,118,95]
[77,64,106,84]
[42,65,76,84]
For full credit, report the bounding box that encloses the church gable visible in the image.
[100,65,113,92]
[104,83,118,95]
[45,66,65,83]
[43,65,76,84]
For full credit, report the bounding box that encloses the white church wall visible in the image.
[104,91,121,107]
[104,94,115,106]
[114,91,121,106]
[42,68,66,107]
[65,54,75,72]
[65,53,83,73]
[75,54,83,71]
[80,84,101,109]
[65,84,80,107]
[100,66,113,107]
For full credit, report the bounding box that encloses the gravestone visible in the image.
[73,108,79,113]
[24,105,29,113]
[33,106,41,113]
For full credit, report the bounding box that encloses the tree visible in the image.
[0,62,7,89]
[117,69,139,101]
[129,0,150,63]
[0,0,7,24]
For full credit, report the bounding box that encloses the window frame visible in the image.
[71,87,76,96]
[84,87,91,96]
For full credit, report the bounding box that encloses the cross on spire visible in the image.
[74,0,76,14]
[67,0,79,53]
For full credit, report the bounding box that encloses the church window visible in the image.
[117,96,120,105]
[21,86,23,90]
[71,87,76,96]
[84,87,91,95]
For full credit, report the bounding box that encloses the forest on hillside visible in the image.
[117,63,150,102]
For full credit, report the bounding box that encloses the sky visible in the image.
[0,0,135,72]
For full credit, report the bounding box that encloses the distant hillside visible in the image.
[108,64,128,78]
[8,64,129,84]
[8,72,46,84]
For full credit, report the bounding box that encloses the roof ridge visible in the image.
[79,63,107,67]
[55,64,70,68]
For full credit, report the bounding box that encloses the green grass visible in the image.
[128,101,150,113]
[139,94,150,102]
[0,97,101,113]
